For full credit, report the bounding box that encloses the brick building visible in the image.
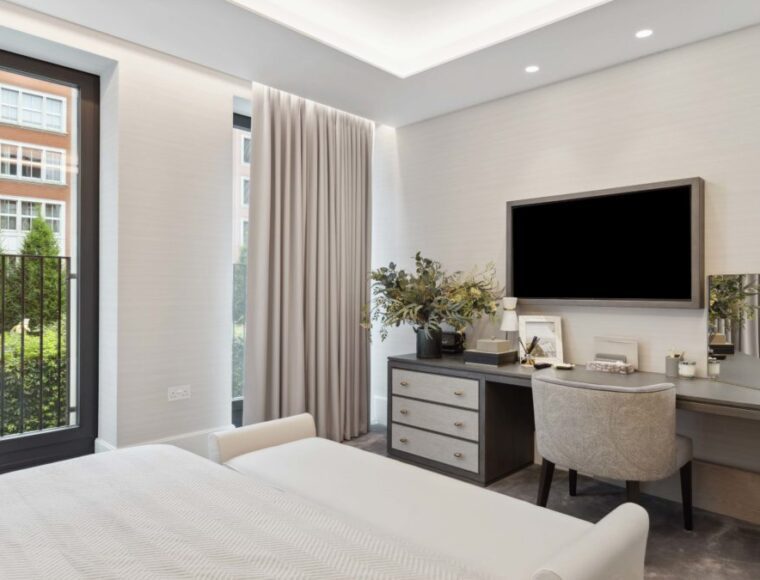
[0,69,74,255]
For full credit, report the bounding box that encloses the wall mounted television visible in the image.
[506,178,704,309]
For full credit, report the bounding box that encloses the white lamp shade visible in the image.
[502,297,518,310]
[500,309,518,332]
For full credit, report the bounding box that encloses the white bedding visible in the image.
[0,445,489,579]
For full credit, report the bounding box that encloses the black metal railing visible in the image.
[0,255,70,438]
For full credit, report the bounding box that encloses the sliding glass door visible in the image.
[0,50,99,472]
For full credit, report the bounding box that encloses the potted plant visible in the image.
[363,252,502,359]
[709,274,760,347]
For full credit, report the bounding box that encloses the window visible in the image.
[0,84,66,133]
[0,199,17,231]
[45,203,61,233]
[242,136,251,164]
[0,143,17,177]
[0,196,64,239]
[242,176,250,206]
[1,87,18,123]
[0,140,66,184]
[241,219,249,247]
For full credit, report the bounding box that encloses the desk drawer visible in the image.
[391,424,479,473]
[392,396,479,441]
[391,369,479,410]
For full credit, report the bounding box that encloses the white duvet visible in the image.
[0,445,487,580]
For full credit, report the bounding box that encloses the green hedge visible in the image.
[0,325,69,435]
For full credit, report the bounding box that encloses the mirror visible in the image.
[708,274,760,389]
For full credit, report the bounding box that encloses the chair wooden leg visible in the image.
[569,469,578,496]
[626,481,640,504]
[680,461,694,531]
[537,459,555,507]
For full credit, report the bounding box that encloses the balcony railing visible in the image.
[0,254,71,438]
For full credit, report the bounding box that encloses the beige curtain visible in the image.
[243,85,373,441]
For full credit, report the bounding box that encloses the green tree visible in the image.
[3,216,65,332]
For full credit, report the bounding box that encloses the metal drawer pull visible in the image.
[399,409,409,415]
[453,452,463,458]
[454,390,464,396]
[399,381,409,386]
[399,437,408,443]
[454,421,463,427]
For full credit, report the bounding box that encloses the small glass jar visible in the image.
[707,357,721,380]
[678,360,697,379]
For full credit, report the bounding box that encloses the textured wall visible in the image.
[1,1,251,452]
[372,25,760,473]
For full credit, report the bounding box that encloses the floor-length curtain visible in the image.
[243,85,373,441]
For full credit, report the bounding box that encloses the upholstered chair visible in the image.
[532,374,694,530]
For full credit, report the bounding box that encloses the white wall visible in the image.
[372,24,760,518]
[0,1,250,452]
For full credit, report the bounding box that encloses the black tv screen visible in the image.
[508,180,703,307]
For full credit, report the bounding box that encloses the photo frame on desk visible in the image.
[519,315,564,364]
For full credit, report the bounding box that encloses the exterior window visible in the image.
[0,84,66,133]
[242,177,250,206]
[0,143,17,177]
[0,200,17,231]
[21,92,44,127]
[1,88,18,123]
[242,136,251,164]
[242,219,249,247]
[21,201,41,231]
[0,141,66,184]
[45,203,62,233]
[21,147,43,179]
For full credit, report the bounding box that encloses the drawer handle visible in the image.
[399,409,409,415]
[453,452,463,458]
[454,421,463,427]
[399,437,408,443]
[454,390,464,396]
[399,381,409,387]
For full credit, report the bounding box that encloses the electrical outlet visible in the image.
[168,385,191,402]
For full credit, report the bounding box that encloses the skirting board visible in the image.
[94,424,235,459]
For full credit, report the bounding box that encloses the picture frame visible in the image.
[518,315,564,364]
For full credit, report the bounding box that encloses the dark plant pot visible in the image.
[416,328,442,359]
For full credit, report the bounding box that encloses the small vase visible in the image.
[416,327,442,359]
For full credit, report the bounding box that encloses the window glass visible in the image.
[1,88,18,122]
[0,143,17,176]
[21,147,42,179]
[0,199,17,231]
[21,200,41,231]
[45,203,62,233]
[242,136,251,164]
[45,150,63,182]
[45,98,63,131]
[21,93,43,126]
[242,177,250,206]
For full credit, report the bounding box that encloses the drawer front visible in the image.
[391,424,479,473]
[391,369,479,410]
[392,396,479,441]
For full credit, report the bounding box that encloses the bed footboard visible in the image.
[209,413,316,463]
[532,503,649,580]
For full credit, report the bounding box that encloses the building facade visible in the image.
[0,69,74,256]
[232,126,250,263]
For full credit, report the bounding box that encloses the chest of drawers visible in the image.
[388,356,535,485]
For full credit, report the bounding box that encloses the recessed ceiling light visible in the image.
[525,65,540,73]
[635,29,653,39]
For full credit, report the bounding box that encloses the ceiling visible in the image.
[6,0,760,126]
[227,0,612,78]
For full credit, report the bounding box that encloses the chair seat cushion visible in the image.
[227,437,592,579]
[676,435,693,468]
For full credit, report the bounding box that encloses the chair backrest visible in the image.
[532,375,677,481]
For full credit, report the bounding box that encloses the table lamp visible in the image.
[500,297,518,348]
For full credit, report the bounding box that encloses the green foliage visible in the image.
[0,325,69,435]
[232,331,245,399]
[709,275,760,325]
[2,216,65,332]
[233,247,247,325]
[363,252,502,340]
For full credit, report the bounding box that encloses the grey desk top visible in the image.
[389,354,760,415]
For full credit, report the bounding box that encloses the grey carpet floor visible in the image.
[345,426,760,580]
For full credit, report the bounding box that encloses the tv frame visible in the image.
[506,177,705,309]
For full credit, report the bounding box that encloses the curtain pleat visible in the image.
[244,85,373,441]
